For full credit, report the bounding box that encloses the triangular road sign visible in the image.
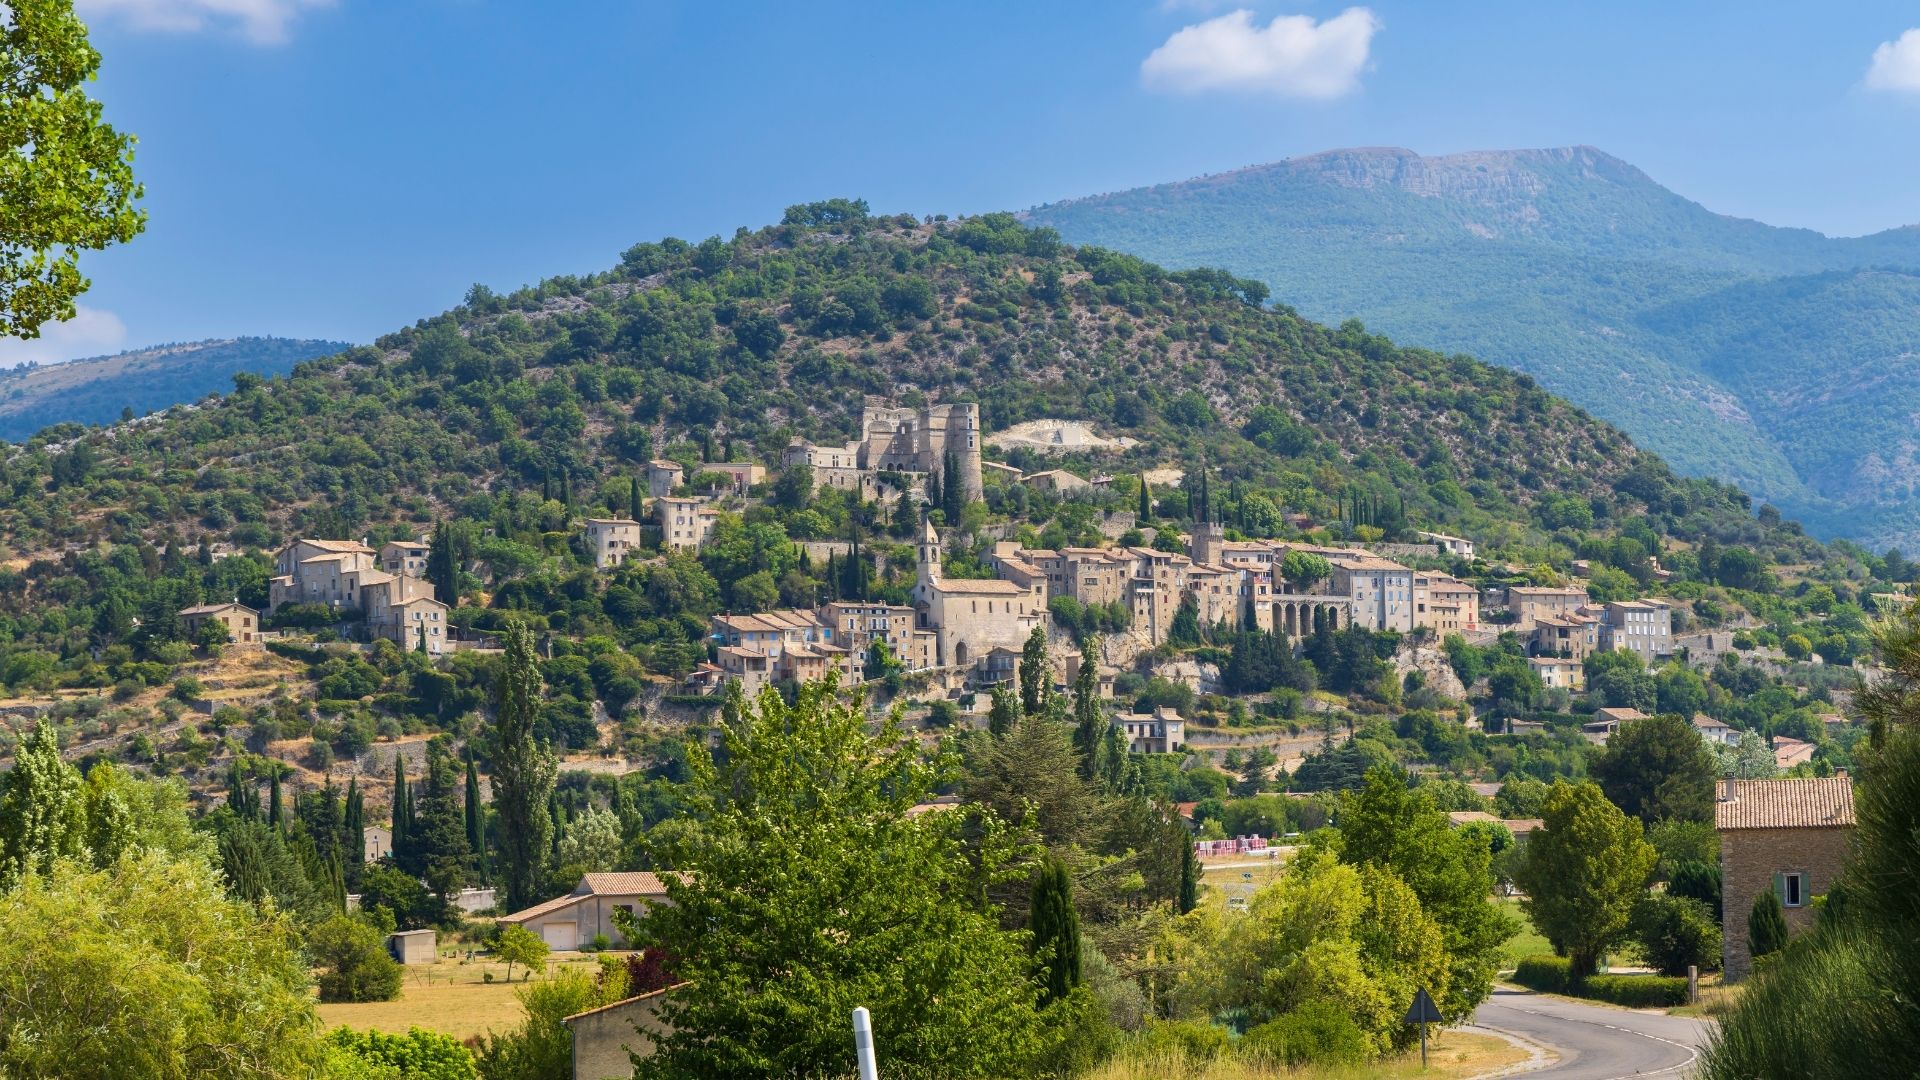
[1405,987,1443,1025]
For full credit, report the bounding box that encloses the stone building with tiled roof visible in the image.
[1717,776,1855,977]
[499,872,679,950]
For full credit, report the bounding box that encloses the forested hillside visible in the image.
[0,336,350,443]
[0,202,1776,564]
[1024,146,1920,549]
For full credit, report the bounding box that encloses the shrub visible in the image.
[1582,974,1691,1007]
[1750,889,1790,960]
[1633,892,1722,975]
[1240,1002,1370,1067]
[1512,954,1574,993]
[325,1026,475,1080]
[309,915,403,1003]
[1513,952,1689,1006]
[1126,1019,1228,1063]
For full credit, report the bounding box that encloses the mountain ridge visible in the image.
[1025,146,1920,549]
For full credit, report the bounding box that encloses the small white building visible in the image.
[1416,531,1476,560]
[1692,713,1738,746]
[363,825,393,863]
[387,928,436,965]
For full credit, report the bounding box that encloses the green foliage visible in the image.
[1591,713,1718,824]
[0,721,90,887]
[1515,781,1658,976]
[1632,892,1722,975]
[621,679,1061,1079]
[474,969,607,1080]
[492,623,557,912]
[1510,954,1687,1006]
[0,0,146,339]
[310,914,404,1003]
[1509,954,1573,993]
[493,923,550,983]
[0,851,323,1078]
[326,1027,475,1080]
[1238,1001,1370,1068]
[1029,855,1082,1004]
[1748,889,1789,960]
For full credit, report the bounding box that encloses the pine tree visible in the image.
[492,621,558,911]
[465,753,489,887]
[1178,839,1199,914]
[1028,856,1082,1004]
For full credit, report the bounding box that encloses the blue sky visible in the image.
[12,0,1920,364]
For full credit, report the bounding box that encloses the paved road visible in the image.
[1473,987,1715,1079]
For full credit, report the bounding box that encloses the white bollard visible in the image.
[852,1006,879,1080]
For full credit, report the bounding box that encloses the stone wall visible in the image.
[1721,825,1852,978]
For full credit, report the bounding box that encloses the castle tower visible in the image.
[1191,521,1225,567]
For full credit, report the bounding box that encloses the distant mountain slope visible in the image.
[0,337,350,443]
[0,207,1786,571]
[1024,146,1920,549]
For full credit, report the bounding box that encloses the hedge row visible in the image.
[1511,955,1689,1008]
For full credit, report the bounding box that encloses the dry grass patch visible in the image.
[1085,1030,1529,1079]
[315,955,607,1042]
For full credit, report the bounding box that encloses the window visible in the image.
[1779,871,1809,908]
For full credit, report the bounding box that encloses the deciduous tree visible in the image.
[1515,781,1657,977]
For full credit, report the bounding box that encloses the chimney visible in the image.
[1720,777,1737,802]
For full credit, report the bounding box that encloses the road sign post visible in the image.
[1404,987,1443,1069]
[852,1006,879,1080]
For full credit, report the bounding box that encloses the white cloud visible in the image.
[1142,7,1381,99]
[1866,29,1920,94]
[0,306,128,369]
[75,0,334,45]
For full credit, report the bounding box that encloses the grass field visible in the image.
[315,954,609,1042]
[1084,1030,1531,1079]
[1497,898,1553,969]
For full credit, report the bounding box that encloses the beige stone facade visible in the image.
[913,518,1040,668]
[584,517,643,569]
[645,459,684,498]
[565,987,678,1080]
[268,538,449,654]
[179,601,261,644]
[654,496,718,552]
[1505,586,1590,629]
[1718,778,1854,978]
[1414,573,1479,633]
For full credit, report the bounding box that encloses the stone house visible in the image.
[655,496,719,552]
[1023,469,1090,494]
[1528,612,1600,661]
[1528,656,1583,691]
[363,825,393,863]
[1113,707,1186,753]
[912,518,1040,668]
[1414,573,1479,633]
[645,459,684,498]
[1503,586,1591,630]
[1416,530,1475,559]
[498,872,675,950]
[178,602,261,644]
[583,517,643,569]
[1692,713,1738,746]
[1330,554,1416,633]
[268,538,448,654]
[379,539,430,578]
[819,600,937,674]
[1772,736,1816,770]
[1595,599,1672,660]
[1718,777,1854,978]
[701,462,765,495]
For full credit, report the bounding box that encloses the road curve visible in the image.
[1472,987,1715,1079]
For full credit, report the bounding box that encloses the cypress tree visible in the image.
[465,753,489,887]
[268,770,284,831]
[1071,643,1101,779]
[1178,839,1199,914]
[629,475,643,521]
[1028,857,1082,1004]
[988,687,1018,738]
[1137,473,1151,522]
[1100,725,1126,792]
[1018,626,1050,718]
[1749,888,1789,960]
[344,777,364,869]
[492,622,558,911]
[391,755,410,869]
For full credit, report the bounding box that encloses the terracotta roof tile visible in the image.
[1716,778,1855,830]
